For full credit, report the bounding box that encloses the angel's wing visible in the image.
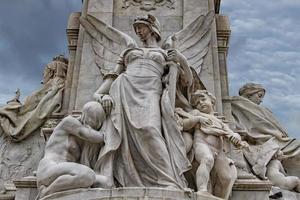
[162,11,214,74]
[80,15,137,75]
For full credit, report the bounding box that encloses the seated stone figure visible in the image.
[36,101,108,198]
[0,55,67,142]
[231,83,300,183]
[176,90,248,200]
[267,150,300,192]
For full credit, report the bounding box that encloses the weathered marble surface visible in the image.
[270,187,300,200]
[40,187,223,200]
[70,0,223,115]
[0,55,68,142]
[231,179,272,200]
[36,102,109,198]
[232,83,300,193]
[176,90,247,199]
[0,56,68,189]
[0,130,44,184]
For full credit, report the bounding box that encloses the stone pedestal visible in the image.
[270,187,300,200]
[14,177,38,200]
[230,179,272,200]
[40,188,222,200]
[0,183,16,200]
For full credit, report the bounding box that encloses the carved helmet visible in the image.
[133,14,161,42]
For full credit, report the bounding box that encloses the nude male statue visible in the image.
[36,101,109,198]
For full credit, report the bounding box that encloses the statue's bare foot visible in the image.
[92,175,114,188]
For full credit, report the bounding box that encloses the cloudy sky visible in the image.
[0,0,299,138]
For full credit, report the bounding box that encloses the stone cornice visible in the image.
[216,15,231,55]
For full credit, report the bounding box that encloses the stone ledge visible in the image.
[0,194,15,200]
[13,177,37,189]
[0,184,16,200]
[41,187,222,200]
[233,179,272,191]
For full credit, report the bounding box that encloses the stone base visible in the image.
[14,176,38,200]
[40,187,222,200]
[0,183,16,200]
[270,187,300,200]
[230,179,272,200]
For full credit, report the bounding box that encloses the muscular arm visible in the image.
[62,116,104,144]
[76,126,104,143]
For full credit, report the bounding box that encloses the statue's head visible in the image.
[239,83,265,105]
[81,101,106,130]
[133,14,161,42]
[53,54,68,64]
[191,90,216,114]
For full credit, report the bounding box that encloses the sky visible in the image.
[0,0,299,138]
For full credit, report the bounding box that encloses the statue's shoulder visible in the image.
[58,115,81,128]
[189,109,201,116]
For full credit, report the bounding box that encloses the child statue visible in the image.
[176,90,248,200]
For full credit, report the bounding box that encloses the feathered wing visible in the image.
[162,11,214,75]
[80,14,137,75]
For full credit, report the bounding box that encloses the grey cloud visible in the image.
[222,0,300,137]
[0,0,81,102]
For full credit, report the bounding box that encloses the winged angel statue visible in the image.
[79,10,214,189]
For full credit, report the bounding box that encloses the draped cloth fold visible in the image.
[105,69,190,188]
[0,77,64,142]
[231,96,300,177]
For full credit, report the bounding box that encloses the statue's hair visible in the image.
[53,54,68,64]
[190,90,216,106]
[80,101,106,130]
[239,82,265,97]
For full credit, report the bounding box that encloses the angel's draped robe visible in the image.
[101,48,190,188]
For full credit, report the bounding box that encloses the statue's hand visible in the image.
[277,135,290,142]
[197,116,212,127]
[166,49,182,63]
[230,135,249,149]
[94,93,113,115]
[101,95,113,115]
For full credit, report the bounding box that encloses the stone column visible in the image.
[216,15,233,120]
[62,12,80,114]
